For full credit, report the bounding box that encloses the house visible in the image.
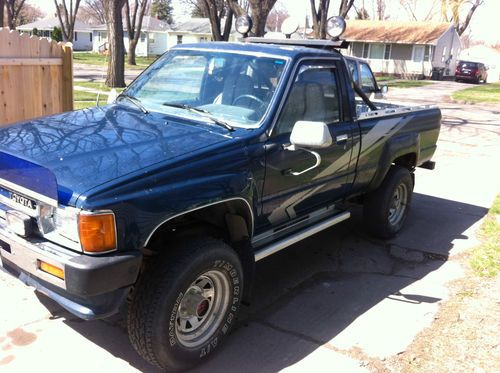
[92,16,170,56]
[17,17,93,51]
[343,20,461,78]
[167,18,239,49]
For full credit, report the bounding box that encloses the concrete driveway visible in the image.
[1,81,499,372]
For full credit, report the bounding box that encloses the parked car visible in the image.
[0,38,441,371]
[455,60,488,83]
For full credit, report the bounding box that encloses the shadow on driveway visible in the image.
[38,193,487,372]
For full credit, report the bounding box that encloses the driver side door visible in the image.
[259,59,357,231]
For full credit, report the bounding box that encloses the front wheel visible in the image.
[128,238,243,371]
[363,166,414,239]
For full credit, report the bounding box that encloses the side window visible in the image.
[360,62,376,92]
[275,63,341,136]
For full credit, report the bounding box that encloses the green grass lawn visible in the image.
[74,81,115,91]
[451,82,500,104]
[375,75,398,82]
[73,52,158,68]
[470,194,500,277]
[73,81,126,110]
[386,80,434,88]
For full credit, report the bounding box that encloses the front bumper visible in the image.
[0,225,142,320]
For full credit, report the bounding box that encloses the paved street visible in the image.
[1,81,499,372]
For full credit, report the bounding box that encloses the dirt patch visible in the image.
[386,254,499,373]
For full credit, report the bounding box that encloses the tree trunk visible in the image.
[105,0,126,88]
[338,0,354,18]
[248,0,277,37]
[456,0,482,36]
[128,38,138,65]
[0,0,5,28]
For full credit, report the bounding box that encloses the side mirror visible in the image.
[289,121,332,149]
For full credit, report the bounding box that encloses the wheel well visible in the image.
[145,199,253,250]
[393,153,416,170]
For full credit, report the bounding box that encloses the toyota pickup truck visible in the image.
[0,39,440,370]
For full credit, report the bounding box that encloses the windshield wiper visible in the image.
[117,93,149,114]
[162,103,234,131]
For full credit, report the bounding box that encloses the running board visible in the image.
[254,211,351,262]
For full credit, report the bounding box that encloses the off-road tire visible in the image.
[128,238,243,371]
[363,166,414,239]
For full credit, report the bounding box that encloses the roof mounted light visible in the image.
[235,15,252,35]
[281,17,299,38]
[326,16,346,39]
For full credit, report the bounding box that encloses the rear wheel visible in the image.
[128,238,243,371]
[363,166,414,239]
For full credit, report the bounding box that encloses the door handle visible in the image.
[336,134,349,143]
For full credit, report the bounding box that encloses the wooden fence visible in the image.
[0,28,73,126]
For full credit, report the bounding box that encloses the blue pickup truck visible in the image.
[0,39,440,370]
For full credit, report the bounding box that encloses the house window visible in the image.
[384,44,392,60]
[90,32,92,42]
[441,46,447,62]
[200,37,208,42]
[177,35,183,44]
[369,43,384,59]
[413,45,425,63]
[141,32,146,42]
[362,43,369,58]
[149,33,155,44]
[74,31,78,41]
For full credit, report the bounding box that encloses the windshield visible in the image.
[125,49,287,128]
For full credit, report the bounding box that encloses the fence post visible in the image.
[61,42,73,112]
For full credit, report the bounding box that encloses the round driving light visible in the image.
[281,17,299,36]
[326,16,346,38]
[235,15,252,35]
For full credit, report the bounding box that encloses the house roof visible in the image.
[171,18,212,34]
[17,17,92,32]
[92,16,171,32]
[343,20,452,45]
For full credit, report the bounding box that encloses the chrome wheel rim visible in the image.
[175,270,230,348]
[388,183,408,226]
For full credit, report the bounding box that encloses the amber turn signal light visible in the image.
[79,213,117,253]
[38,260,65,280]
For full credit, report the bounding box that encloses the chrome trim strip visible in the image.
[0,178,58,207]
[358,104,438,121]
[0,224,79,289]
[143,197,254,247]
[254,211,350,262]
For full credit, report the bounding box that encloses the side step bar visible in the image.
[254,211,351,262]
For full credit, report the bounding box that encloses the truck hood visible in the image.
[0,105,234,205]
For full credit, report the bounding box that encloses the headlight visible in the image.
[326,16,346,39]
[235,15,252,35]
[281,17,299,37]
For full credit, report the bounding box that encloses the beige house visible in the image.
[167,18,239,49]
[344,20,461,78]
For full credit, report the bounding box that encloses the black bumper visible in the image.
[0,228,142,320]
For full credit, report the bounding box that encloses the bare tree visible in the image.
[125,0,148,65]
[5,0,26,29]
[310,0,329,39]
[375,0,385,20]
[247,0,276,36]
[354,5,369,19]
[441,0,483,36]
[54,0,81,42]
[0,0,5,28]
[104,0,127,87]
[266,1,288,32]
[79,0,107,24]
[338,0,355,18]
[198,0,234,41]
[399,0,437,21]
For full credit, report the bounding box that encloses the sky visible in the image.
[28,0,498,44]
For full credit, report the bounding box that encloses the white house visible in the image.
[343,20,461,78]
[17,17,93,51]
[92,16,170,57]
[460,44,500,82]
